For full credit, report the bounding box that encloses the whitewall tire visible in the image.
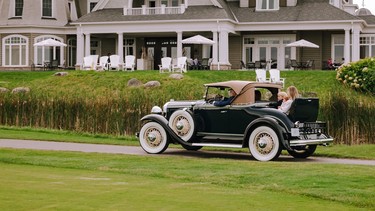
[249,126,281,161]
[139,122,169,154]
[168,110,195,142]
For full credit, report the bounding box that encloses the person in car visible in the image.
[287,85,299,100]
[214,88,237,107]
[277,91,293,114]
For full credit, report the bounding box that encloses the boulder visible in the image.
[0,87,9,93]
[169,74,184,80]
[54,72,68,76]
[12,87,30,94]
[144,81,161,88]
[127,78,143,87]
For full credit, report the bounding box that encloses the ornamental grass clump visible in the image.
[336,57,375,94]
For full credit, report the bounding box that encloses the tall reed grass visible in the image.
[0,71,373,144]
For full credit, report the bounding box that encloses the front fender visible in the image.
[140,114,193,147]
[244,117,292,151]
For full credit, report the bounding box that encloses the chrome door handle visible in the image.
[220,110,227,113]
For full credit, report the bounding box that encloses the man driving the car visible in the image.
[213,88,237,107]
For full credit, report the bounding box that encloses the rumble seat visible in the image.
[288,98,319,122]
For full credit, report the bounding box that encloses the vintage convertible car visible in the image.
[138,80,333,161]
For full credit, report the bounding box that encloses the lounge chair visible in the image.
[255,69,269,82]
[159,57,172,73]
[269,69,285,87]
[109,55,122,71]
[82,56,94,70]
[172,57,187,73]
[97,56,108,71]
[124,55,135,71]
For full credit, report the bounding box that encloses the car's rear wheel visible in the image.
[287,145,317,158]
[139,122,169,154]
[168,110,195,142]
[248,126,281,161]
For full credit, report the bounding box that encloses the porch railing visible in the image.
[123,5,186,15]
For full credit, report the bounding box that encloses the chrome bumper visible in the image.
[289,137,334,146]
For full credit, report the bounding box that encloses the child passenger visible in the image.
[277,91,293,114]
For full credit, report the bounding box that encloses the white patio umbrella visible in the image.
[33,38,67,47]
[286,39,319,48]
[181,35,215,45]
[286,39,319,63]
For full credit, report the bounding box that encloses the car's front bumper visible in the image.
[289,137,334,146]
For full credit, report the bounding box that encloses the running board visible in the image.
[191,143,243,148]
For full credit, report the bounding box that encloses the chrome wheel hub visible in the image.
[255,133,274,155]
[174,116,190,136]
[145,128,162,147]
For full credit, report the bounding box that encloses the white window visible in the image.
[9,0,24,17]
[256,0,279,11]
[88,0,99,13]
[42,0,53,17]
[15,0,24,16]
[124,38,136,56]
[332,35,346,63]
[2,35,28,66]
[34,36,64,66]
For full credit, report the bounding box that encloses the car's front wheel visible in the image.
[248,126,281,161]
[139,122,169,154]
[168,110,195,142]
[287,145,317,158]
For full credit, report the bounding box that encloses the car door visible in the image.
[194,104,230,134]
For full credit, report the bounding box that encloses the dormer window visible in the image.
[88,0,99,13]
[15,0,24,17]
[42,0,52,17]
[256,0,279,11]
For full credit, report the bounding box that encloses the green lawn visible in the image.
[0,148,374,210]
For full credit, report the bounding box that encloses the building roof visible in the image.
[228,0,361,23]
[359,15,375,25]
[75,5,234,24]
[74,0,362,25]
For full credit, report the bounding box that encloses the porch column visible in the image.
[117,33,124,63]
[85,33,91,56]
[351,27,360,62]
[177,31,183,58]
[344,29,350,64]
[76,28,84,68]
[212,30,218,69]
[219,30,230,69]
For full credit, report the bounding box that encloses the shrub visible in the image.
[336,57,375,94]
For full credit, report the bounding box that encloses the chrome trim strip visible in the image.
[289,138,334,146]
[192,143,243,148]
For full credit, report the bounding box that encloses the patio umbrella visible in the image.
[181,35,215,45]
[286,39,319,63]
[286,39,319,48]
[33,38,67,47]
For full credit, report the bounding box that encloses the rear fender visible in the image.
[141,114,193,146]
[244,117,292,151]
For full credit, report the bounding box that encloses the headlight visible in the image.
[151,106,162,114]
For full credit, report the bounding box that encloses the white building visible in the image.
[1,0,375,70]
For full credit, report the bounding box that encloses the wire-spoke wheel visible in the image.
[139,122,169,154]
[249,126,281,161]
[168,110,195,142]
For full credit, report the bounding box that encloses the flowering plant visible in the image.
[336,57,375,94]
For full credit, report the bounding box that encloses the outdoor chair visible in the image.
[159,57,172,73]
[173,57,187,73]
[269,69,285,87]
[255,69,269,82]
[82,56,94,70]
[290,59,301,70]
[124,55,135,71]
[201,58,210,70]
[109,55,122,71]
[97,56,109,71]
